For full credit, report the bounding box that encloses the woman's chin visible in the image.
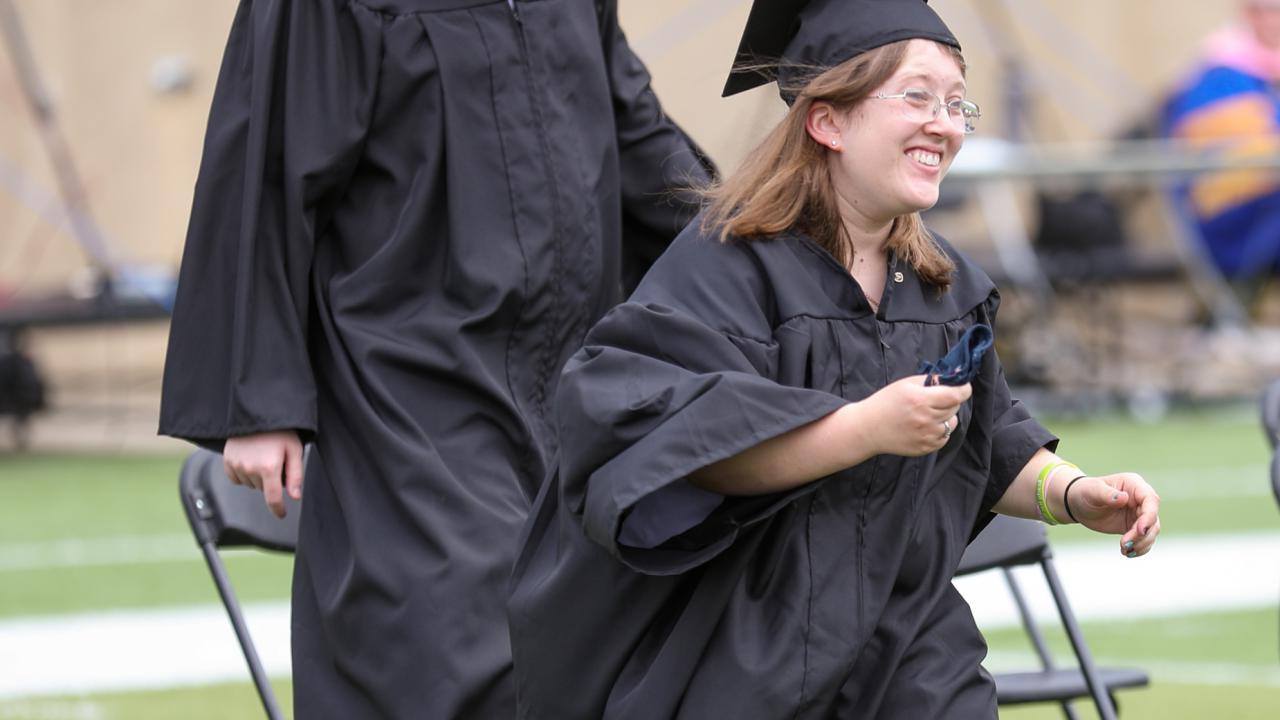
[897,188,940,215]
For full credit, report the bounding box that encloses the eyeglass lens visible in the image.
[900,89,979,133]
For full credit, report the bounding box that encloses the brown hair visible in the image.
[702,41,963,287]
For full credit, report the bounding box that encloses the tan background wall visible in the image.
[625,0,1239,163]
[0,0,1249,449]
[0,0,1244,294]
[0,0,237,294]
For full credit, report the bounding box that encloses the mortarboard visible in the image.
[723,0,960,102]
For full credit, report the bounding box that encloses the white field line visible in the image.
[984,651,1280,688]
[0,533,1276,699]
[0,603,292,700]
[0,698,106,720]
[955,531,1280,628]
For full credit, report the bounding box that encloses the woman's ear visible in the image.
[806,101,844,151]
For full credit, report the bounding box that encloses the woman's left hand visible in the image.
[1066,473,1161,558]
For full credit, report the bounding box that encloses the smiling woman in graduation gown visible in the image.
[508,1,1162,718]
[158,0,711,717]
[511,218,1037,718]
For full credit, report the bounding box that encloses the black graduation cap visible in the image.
[723,0,960,101]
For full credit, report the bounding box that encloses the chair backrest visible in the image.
[179,448,297,720]
[957,515,1048,576]
[179,448,299,552]
[958,514,1147,720]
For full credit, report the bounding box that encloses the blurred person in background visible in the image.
[158,0,711,717]
[508,1,1162,717]
[0,329,45,449]
[1165,0,1280,305]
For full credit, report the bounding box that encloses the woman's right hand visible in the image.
[856,375,971,457]
[223,430,304,518]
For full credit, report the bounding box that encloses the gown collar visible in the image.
[785,229,997,324]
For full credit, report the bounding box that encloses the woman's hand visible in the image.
[1065,473,1161,558]
[688,375,970,495]
[857,375,971,457]
[223,430,305,518]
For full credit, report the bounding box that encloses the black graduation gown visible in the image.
[158,0,710,717]
[508,224,1057,719]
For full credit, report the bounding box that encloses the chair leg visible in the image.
[1264,382,1280,663]
[1040,555,1118,720]
[1271,451,1280,521]
[200,541,285,720]
[1003,568,1079,720]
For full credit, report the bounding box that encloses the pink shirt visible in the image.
[1204,25,1280,80]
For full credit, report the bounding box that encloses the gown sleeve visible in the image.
[979,295,1059,516]
[158,0,383,449]
[597,0,718,291]
[555,231,848,575]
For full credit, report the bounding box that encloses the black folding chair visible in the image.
[958,515,1149,719]
[179,448,299,720]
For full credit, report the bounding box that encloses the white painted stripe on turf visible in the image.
[0,603,291,700]
[0,699,105,720]
[0,534,1276,699]
[1120,659,1280,688]
[985,651,1280,688]
[956,531,1280,628]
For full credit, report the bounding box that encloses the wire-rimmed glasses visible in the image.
[871,88,981,134]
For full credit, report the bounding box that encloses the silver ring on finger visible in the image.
[941,417,953,439]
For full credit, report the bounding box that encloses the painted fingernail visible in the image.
[1124,540,1134,550]
[1126,551,1137,558]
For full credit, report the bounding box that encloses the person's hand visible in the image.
[223,430,304,518]
[1064,473,1161,558]
[858,375,971,457]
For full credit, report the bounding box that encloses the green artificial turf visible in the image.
[1041,405,1270,474]
[4,680,1278,720]
[0,425,1278,717]
[996,682,1280,720]
[3,405,1279,619]
[984,607,1280,719]
[984,607,1280,670]
[0,452,293,618]
[0,454,188,543]
[1039,406,1280,541]
[0,678,293,720]
[0,553,293,618]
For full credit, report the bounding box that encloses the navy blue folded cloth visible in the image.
[917,323,993,386]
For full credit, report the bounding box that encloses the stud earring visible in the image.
[830,139,839,148]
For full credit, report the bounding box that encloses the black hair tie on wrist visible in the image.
[1063,475,1087,524]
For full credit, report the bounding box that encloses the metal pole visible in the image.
[0,0,114,288]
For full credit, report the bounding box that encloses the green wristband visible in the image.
[1036,461,1076,526]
